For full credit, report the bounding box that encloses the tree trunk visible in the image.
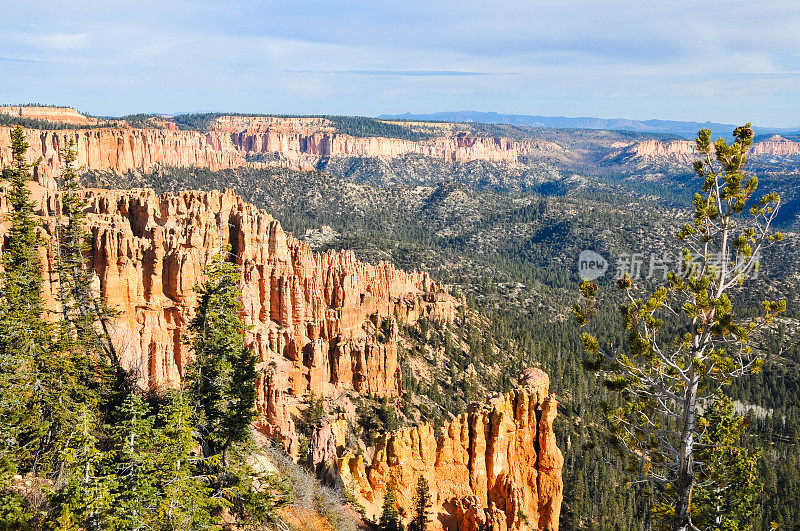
[674,370,699,531]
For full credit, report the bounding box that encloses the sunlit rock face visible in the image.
[0,117,561,181]
[0,184,454,445]
[610,134,800,165]
[3,113,798,185]
[337,369,563,531]
[0,106,102,126]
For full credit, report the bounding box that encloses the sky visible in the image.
[1,0,799,127]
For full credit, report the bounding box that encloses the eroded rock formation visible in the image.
[0,120,565,526]
[0,183,454,445]
[611,134,800,165]
[3,110,798,183]
[0,105,103,126]
[337,369,563,531]
[0,126,247,186]
[0,117,560,182]
[751,135,800,156]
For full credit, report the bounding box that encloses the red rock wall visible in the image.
[0,121,559,182]
[0,126,246,186]
[338,369,563,531]
[230,129,545,164]
[0,184,455,441]
[3,116,798,182]
[0,106,102,126]
[614,135,800,164]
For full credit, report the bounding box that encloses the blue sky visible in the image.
[2,0,799,127]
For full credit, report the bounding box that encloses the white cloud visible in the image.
[0,0,798,126]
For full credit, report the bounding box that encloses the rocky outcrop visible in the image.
[611,135,800,165]
[0,105,103,126]
[0,117,560,182]
[4,111,799,181]
[0,183,455,443]
[0,126,247,187]
[232,129,552,165]
[618,138,698,163]
[337,369,563,531]
[751,135,800,157]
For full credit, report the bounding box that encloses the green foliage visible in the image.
[106,394,162,527]
[575,125,784,529]
[300,393,325,437]
[325,115,433,141]
[379,484,402,531]
[0,111,100,130]
[55,139,120,369]
[183,253,277,525]
[171,113,224,131]
[0,126,55,481]
[170,112,433,140]
[150,391,222,529]
[354,395,402,448]
[297,393,325,463]
[652,397,761,530]
[408,476,432,531]
[379,397,400,433]
[47,404,114,528]
[0,128,119,525]
[187,253,258,466]
[691,398,761,529]
[50,392,224,530]
[0,128,288,528]
[2,127,44,316]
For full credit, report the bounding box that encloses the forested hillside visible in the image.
[89,138,800,529]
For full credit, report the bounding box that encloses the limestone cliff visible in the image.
[751,135,800,156]
[0,183,454,446]
[0,126,247,186]
[0,117,560,182]
[610,134,800,165]
[0,105,104,126]
[336,369,563,531]
[3,110,799,181]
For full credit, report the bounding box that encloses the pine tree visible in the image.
[408,476,432,531]
[54,139,119,369]
[153,391,222,529]
[0,126,108,525]
[682,397,760,530]
[47,405,114,529]
[575,124,785,531]
[0,125,60,484]
[379,484,401,531]
[2,126,45,324]
[379,397,399,432]
[651,396,762,530]
[107,394,160,530]
[186,253,257,466]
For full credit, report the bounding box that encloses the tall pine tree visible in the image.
[152,391,222,529]
[47,404,114,529]
[186,253,257,468]
[379,484,402,531]
[0,125,82,495]
[54,138,119,370]
[575,124,784,530]
[408,477,432,531]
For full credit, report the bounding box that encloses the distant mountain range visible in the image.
[378,111,799,139]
